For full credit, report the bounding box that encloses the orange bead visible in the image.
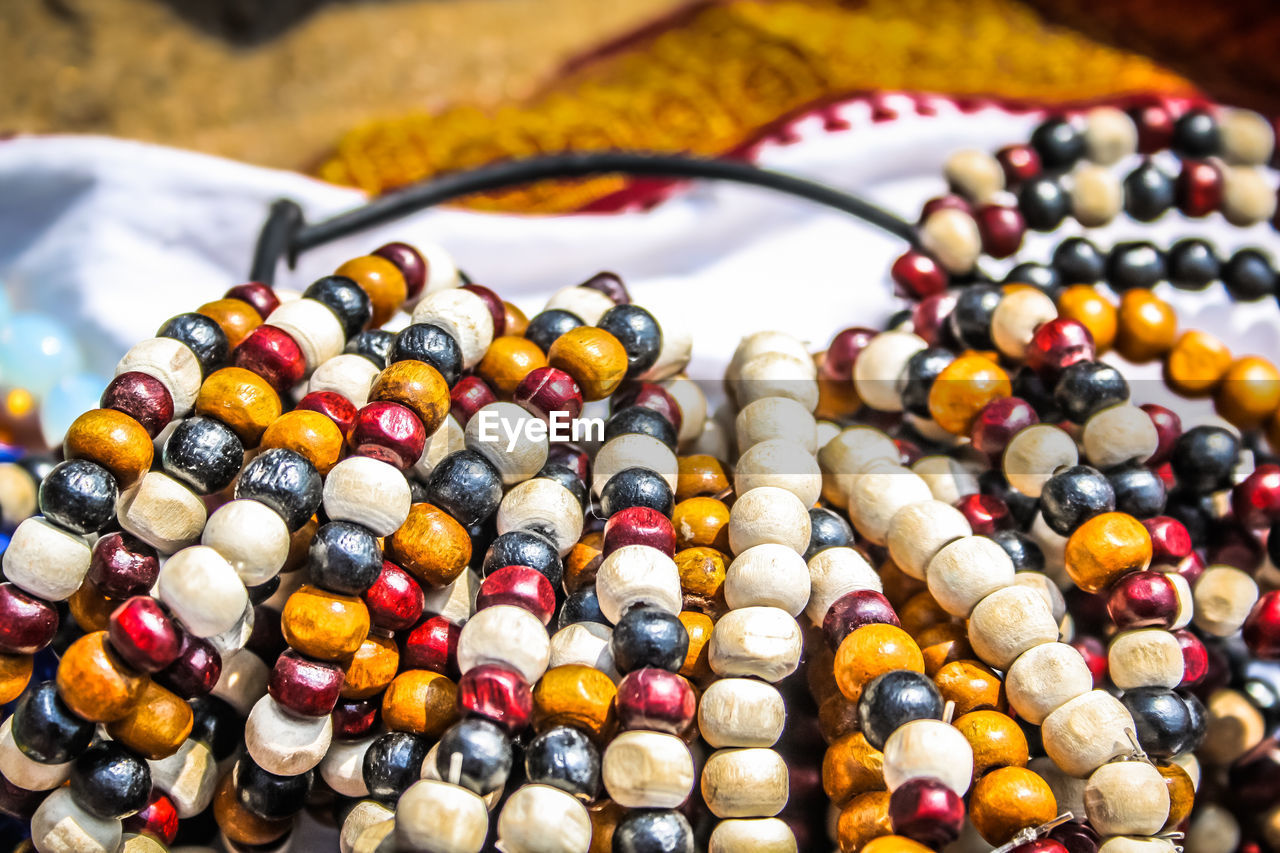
[934,659,1005,715]
[281,584,370,662]
[823,732,886,804]
[1057,284,1117,353]
[1164,330,1233,398]
[917,622,975,677]
[676,455,730,500]
[532,664,617,740]
[1216,356,1280,430]
[862,837,936,853]
[898,590,951,637]
[879,558,926,608]
[106,679,194,760]
[57,631,148,723]
[588,800,625,853]
[282,516,318,574]
[564,531,604,593]
[369,360,451,435]
[1157,760,1194,831]
[672,498,730,551]
[968,766,1057,845]
[819,691,862,743]
[341,633,400,699]
[1115,290,1178,363]
[0,652,33,705]
[675,546,727,613]
[337,256,408,327]
[807,642,841,706]
[1065,511,1152,593]
[63,409,153,487]
[678,611,714,682]
[504,302,530,338]
[477,336,549,397]
[836,790,892,853]
[954,710,1028,778]
[817,373,863,422]
[928,354,1012,435]
[835,624,924,703]
[381,669,459,736]
[547,327,628,401]
[195,367,282,446]
[198,298,262,349]
[214,771,291,846]
[259,409,344,476]
[385,503,472,587]
[68,578,121,633]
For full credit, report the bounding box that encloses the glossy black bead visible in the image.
[988,529,1044,573]
[1223,248,1277,302]
[524,726,600,799]
[1011,365,1063,424]
[345,329,395,369]
[247,575,281,606]
[37,459,118,535]
[857,669,944,750]
[611,607,688,674]
[557,587,609,629]
[189,696,244,760]
[1051,237,1106,285]
[1165,495,1212,549]
[805,507,856,561]
[1030,117,1085,171]
[309,521,382,596]
[979,468,1040,529]
[482,530,563,590]
[235,756,313,821]
[1107,462,1167,519]
[1179,689,1208,752]
[1040,465,1116,535]
[363,732,431,802]
[1017,177,1070,231]
[1122,160,1175,222]
[69,742,152,819]
[1053,361,1129,424]
[1171,108,1220,159]
[605,405,677,449]
[425,450,503,527]
[162,416,245,495]
[947,284,1002,351]
[613,809,695,853]
[897,347,954,419]
[304,275,373,340]
[537,464,590,510]
[1171,425,1239,495]
[157,313,229,378]
[1120,687,1194,758]
[1004,262,1060,295]
[886,308,915,332]
[524,309,585,355]
[434,718,513,795]
[9,680,94,764]
[1168,238,1220,290]
[1106,241,1166,291]
[234,448,322,531]
[600,467,675,518]
[598,304,662,378]
[390,323,463,385]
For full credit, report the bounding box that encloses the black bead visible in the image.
[37,459,118,535]
[363,732,431,802]
[1166,495,1212,549]
[1040,465,1116,536]
[524,309,584,355]
[537,464,590,510]
[304,275,373,340]
[1030,117,1085,171]
[1223,248,1277,302]
[557,587,609,629]
[434,718,513,796]
[1123,160,1175,222]
[309,521,382,596]
[157,313,229,378]
[1004,262,1060,295]
[804,508,855,561]
[611,607,688,674]
[988,529,1044,573]
[235,756,313,821]
[598,304,662,378]
[524,726,600,799]
[1179,690,1208,752]
[391,323,463,385]
[483,530,564,589]
[69,742,152,819]
[1107,462,1167,518]
[1120,687,1194,758]
[612,809,695,853]
[408,477,430,504]
[1171,425,1239,494]
[234,448,322,531]
[857,669,944,750]
[979,468,1040,530]
[1051,237,1106,286]
[162,416,245,495]
[1053,361,1129,424]
[1106,241,1166,291]
[425,450,503,527]
[947,285,1002,350]
[1167,238,1220,290]
[605,406,677,449]
[1011,366,1064,423]
[9,680,94,764]
[1172,108,1220,159]
[345,329,396,369]
[886,308,915,332]
[189,696,245,761]
[600,467,675,518]
[247,575,281,606]
[1017,177,1070,231]
[15,454,58,489]
[897,347,954,419]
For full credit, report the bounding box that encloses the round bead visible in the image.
[1084,106,1138,163]
[1003,424,1078,498]
[477,566,555,625]
[1065,512,1152,594]
[835,623,924,703]
[116,337,203,417]
[1194,564,1259,637]
[1215,355,1280,429]
[1082,404,1159,470]
[1084,761,1169,836]
[1004,642,1094,724]
[458,604,550,683]
[31,787,122,853]
[384,502,471,589]
[201,500,290,587]
[162,416,245,495]
[725,543,810,616]
[244,694,332,775]
[157,311,229,378]
[806,546,881,626]
[100,372,174,439]
[393,323,463,385]
[886,502,972,581]
[919,208,980,273]
[63,408,153,488]
[513,366,584,423]
[234,447,322,531]
[545,326,628,401]
[595,545,681,623]
[853,332,926,412]
[968,766,1058,845]
[888,777,964,847]
[927,536,1016,617]
[281,584,369,661]
[37,460,117,536]
[613,809,693,853]
[394,778,488,853]
[379,670,458,737]
[702,747,789,818]
[615,668,695,734]
[434,717,512,795]
[233,324,306,393]
[603,731,694,808]
[1042,690,1136,777]
[882,718,972,795]
[733,439,821,506]
[70,741,152,820]
[498,784,593,853]
[592,433,678,498]
[464,402,550,486]
[967,585,1059,669]
[709,606,802,682]
[945,149,1005,200]
[321,457,411,538]
[199,297,262,350]
[2,517,90,602]
[598,304,662,378]
[861,671,945,752]
[56,630,146,723]
[266,649,343,717]
[1222,165,1278,226]
[108,596,181,673]
[157,546,247,639]
[0,583,56,657]
[195,366,281,446]
[611,608,688,674]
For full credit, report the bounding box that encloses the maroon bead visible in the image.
[603,507,676,557]
[894,438,922,466]
[1070,635,1108,687]
[996,144,1042,185]
[88,531,161,599]
[332,698,380,739]
[822,590,900,650]
[1026,318,1095,380]
[364,561,425,633]
[1233,464,1280,528]
[1176,159,1223,217]
[155,633,222,699]
[402,615,460,674]
[0,771,47,820]
[954,494,1013,535]
[457,663,533,732]
[1106,570,1178,630]
[1168,551,1205,588]
[1244,590,1280,661]
[450,376,497,426]
[612,383,683,435]
[887,777,965,847]
[461,284,507,337]
[975,204,1026,259]
[821,327,877,381]
[123,791,179,844]
[477,566,556,625]
[100,372,175,438]
[970,397,1039,460]
[0,583,57,655]
[1173,628,1209,686]
[108,596,183,673]
[225,282,280,320]
[1225,736,1280,813]
[1142,516,1193,565]
[1128,102,1175,154]
[1048,819,1099,853]
[890,250,948,300]
[1208,522,1264,572]
[268,650,345,717]
[245,604,288,662]
[919,194,972,221]
[1140,404,1182,467]
[1012,841,1072,853]
[909,293,957,347]
[233,325,307,393]
[514,367,584,423]
[373,242,428,301]
[546,443,590,483]
[578,272,630,305]
[615,668,696,734]
[296,390,358,437]
[348,401,426,470]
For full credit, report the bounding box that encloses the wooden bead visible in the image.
[195,367,282,446]
[934,660,1005,716]
[465,402,549,485]
[592,434,678,497]
[1220,107,1275,164]
[917,622,973,676]
[198,297,262,349]
[1221,165,1277,226]
[728,486,811,555]
[1003,424,1078,499]
[823,732,885,805]
[967,766,1057,845]
[395,779,488,853]
[1108,629,1184,689]
[954,710,1027,778]
[202,499,291,587]
[266,297,344,371]
[1082,404,1159,470]
[1065,512,1152,594]
[147,738,216,818]
[1070,163,1123,226]
[478,336,548,396]
[709,819,797,853]
[498,784,593,853]
[281,584,370,661]
[1165,330,1232,398]
[992,288,1057,362]
[64,408,153,487]
[927,535,1016,617]
[336,256,408,327]
[672,498,730,551]
[734,439,822,507]
[1084,106,1138,164]
[1201,688,1266,765]
[211,646,268,715]
[725,543,811,616]
[0,715,71,791]
[68,579,119,634]
[0,652,32,705]
[549,622,618,682]
[728,331,814,385]
[1185,805,1240,853]
[734,353,819,412]
[213,769,291,846]
[260,409,344,475]
[702,747,789,817]
[116,337,203,417]
[678,610,714,681]
[967,586,1058,669]
[323,456,411,537]
[1042,689,1135,777]
[342,633,400,699]
[929,354,1012,436]
[1005,642,1093,724]
[911,455,979,504]
[603,730,694,808]
[381,670,459,736]
[819,426,900,506]
[322,736,374,798]
[544,285,616,326]
[497,477,584,556]
[677,454,729,500]
[1084,761,1169,836]
[246,693,333,776]
[836,791,892,853]
[1215,356,1280,430]
[854,332,927,412]
[945,149,1004,201]
[1193,565,1259,637]
[57,630,146,723]
[805,547,881,625]
[709,606,802,682]
[861,836,935,853]
[156,545,246,639]
[106,679,193,760]
[546,326,627,401]
[595,545,682,624]
[883,718,973,796]
[1057,284,1117,352]
[423,568,480,626]
[386,503,472,588]
[1116,290,1177,364]
[307,353,379,408]
[848,467,933,548]
[835,624,924,702]
[699,678,786,748]
[341,801,394,853]
[919,208,981,274]
[736,396,817,454]
[370,359,450,435]
[3,517,91,601]
[532,664,617,739]
[457,604,550,682]
[117,472,206,555]
[31,787,122,853]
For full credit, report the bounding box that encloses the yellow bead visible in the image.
[928,354,1011,435]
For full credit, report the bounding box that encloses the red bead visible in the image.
[1173,628,1209,686]
[233,325,307,393]
[364,561,425,633]
[514,367,584,423]
[547,443,590,483]
[894,438,922,466]
[888,776,965,847]
[155,633,221,699]
[1026,318,1095,380]
[296,391,358,437]
[348,401,426,470]
[891,250,949,299]
[123,791,179,844]
[88,531,161,599]
[602,507,676,557]
[461,284,507,337]
[1128,102,1175,154]
[402,615,460,675]
[1176,159,1223,217]
[1011,841,1071,853]
[821,590,900,650]
[909,293,957,347]
[1208,523,1264,572]
[996,144,1043,185]
[373,242,427,301]
[1244,590,1280,661]
[1141,404,1182,467]
[477,566,556,625]
[457,663,533,732]
[108,596,182,673]
[578,272,630,305]
[100,372,175,438]
[1233,464,1280,528]
[1106,570,1178,630]
[612,383,683,435]
[450,376,497,426]
[970,397,1039,461]
[1048,818,1099,853]
[1168,551,1205,588]
[0,583,58,655]
[268,650,345,717]
[975,204,1026,259]
[919,194,972,222]
[1070,635,1108,687]
[1142,516,1193,565]
[225,282,280,321]
[332,698,380,739]
[819,330,872,383]
[615,668,696,734]
[954,494,1013,535]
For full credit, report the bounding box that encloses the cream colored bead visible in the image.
[709,819,797,853]
[725,543,811,616]
[549,622,618,682]
[417,242,462,298]
[1221,166,1278,227]
[308,353,380,408]
[1030,511,1070,587]
[414,414,466,480]
[709,606,803,682]
[1013,572,1068,622]
[992,288,1058,361]
[603,731,694,808]
[2,516,91,601]
[1108,629,1184,690]
[853,332,927,412]
[267,298,346,372]
[423,569,479,625]
[919,208,981,274]
[351,819,395,853]
[324,456,412,537]
[1084,761,1170,836]
[465,402,549,487]
[663,376,707,450]
[727,331,815,387]
[926,535,1016,617]
[0,716,70,791]
[246,695,333,775]
[211,648,269,716]
[542,285,616,326]
[395,779,489,853]
[595,545,682,624]
[701,748,789,818]
[847,466,932,546]
[497,477,583,556]
[1004,424,1079,498]
[1172,751,1201,791]
[1194,565,1259,637]
[690,418,733,462]
[1167,572,1194,630]
[968,585,1059,669]
[911,455,979,504]
[116,337,203,416]
[886,501,972,580]
[498,784,592,853]
[321,736,373,798]
[118,471,207,554]
[639,325,693,384]
[202,499,291,587]
[457,604,551,682]
[121,833,167,853]
[733,439,822,507]
[1201,687,1266,765]
[1084,106,1138,165]
[735,353,819,412]
[1029,755,1086,821]
[148,739,217,818]
[0,463,37,524]
[698,678,787,748]
[1185,803,1241,853]
[736,397,818,454]
[1082,404,1159,469]
[1098,839,1176,853]
[804,547,881,625]
[1041,690,1136,777]
[728,486,811,555]
[592,433,678,497]
[1221,107,1275,165]
[944,149,1005,202]
[158,545,248,638]
[341,801,395,853]
[1071,163,1124,227]
[882,718,974,795]
[413,289,496,369]
[31,787,121,853]
[818,426,900,507]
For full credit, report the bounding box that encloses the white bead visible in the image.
[701,748,789,818]
[853,332,927,412]
[736,397,817,454]
[419,243,463,299]
[413,289,496,369]
[1070,163,1124,227]
[734,439,822,507]
[592,434,678,497]
[424,569,479,625]
[709,819,797,853]
[158,546,248,638]
[910,455,979,504]
[882,718,974,795]
[266,298,346,372]
[1006,642,1095,725]
[2,517,90,601]
[395,779,489,853]
[0,462,37,523]
[148,739,217,818]
[202,499,290,586]
[708,606,802,682]
[1221,165,1278,227]
[639,325,693,384]
[351,820,395,853]
[919,208,981,274]
[887,501,972,580]
[735,354,818,412]
[1194,565,1259,637]
[1084,107,1138,165]
[1041,690,1136,777]
[725,543,811,616]
[1099,839,1176,853]
[967,585,1058,669]
[498,784,592,853]
[927,535,1017,617]
[307,354,380,408]
[118,471,207,554]
[31,787,121,853]
[246,695,333,775]
[1084,760,1170,836]
[594,545,682,623]
[549,622,618,682]
[497,477,584,556]
[323,456,412,536]
[944,149,1005,201]
[1220,108,1275,165]
[121,833,168,853]
[116,337,203,416]
[727,331,814,387]
[1004,424,1079,498]
[1029,755,1086,821]
[1012,572,1067,622]
[819,426,901,508]
[206,600,255,657]
[1082,404,1159,468]
[698,679,786,748]
[1185,803,1241,853]
[321,736,374,798]
[1029,511,1070,587]
[1173,751,1201,791]
[0,716,70,791]
[1108,629,1184,689]
[602,731,694,808]
[1202,687,1266,765]
[728,486,811,555]
[662,376,707,449]
[542,286,616,326]
[992,288,1058,360]
[804,547,881,625]
[465,402,549,486]
[211,649,269,716]
[341,801,395,853]
[847,466,932,546]
[457,604,550,682]
[414,414,466,481]
[1168,571,1194,630]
